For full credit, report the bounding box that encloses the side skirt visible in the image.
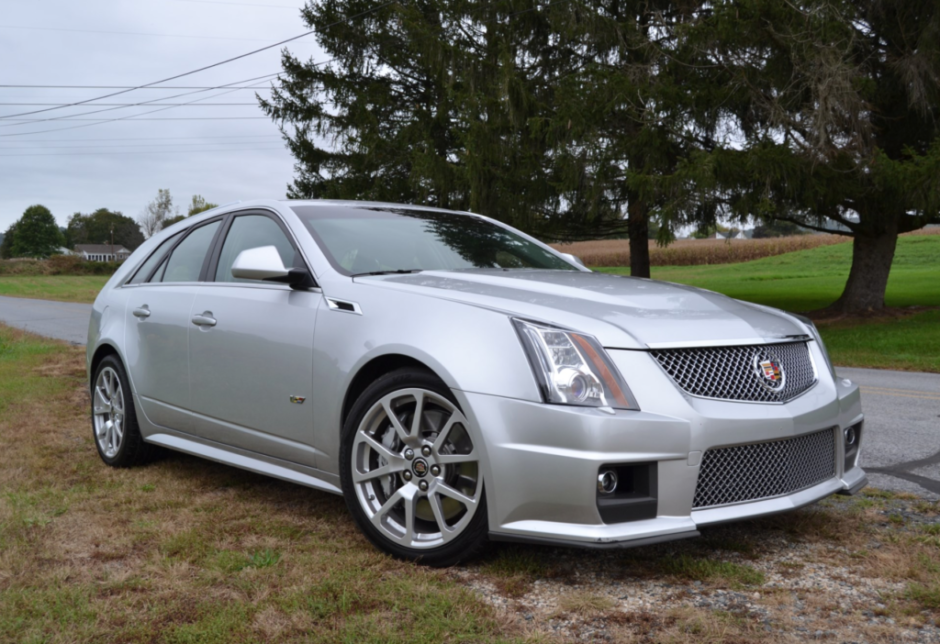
[146,432,343,496]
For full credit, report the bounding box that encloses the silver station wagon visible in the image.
[87,200,867,566]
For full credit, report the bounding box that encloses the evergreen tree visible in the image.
[261,1,622,236]
[547,1,714,275]
[8,205,62,258]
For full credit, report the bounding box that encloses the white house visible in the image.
[74,244,131,263]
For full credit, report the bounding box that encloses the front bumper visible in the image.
[454,344,866,548]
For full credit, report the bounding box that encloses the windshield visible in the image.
[292,206,576,275]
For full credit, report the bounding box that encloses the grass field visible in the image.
[0,275,109,303]
[2,326,939,642]
[598,234,940,372]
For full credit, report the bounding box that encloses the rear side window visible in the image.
[159,221,221,283]
[127,233,180,284]
[214,214,299,283]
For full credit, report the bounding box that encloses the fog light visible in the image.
[844,425,857,446]
[597,469,618,495]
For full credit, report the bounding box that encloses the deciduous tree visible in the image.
[138,189,177,238]
[66,208,144,251]
[6,205,62,258]
[668,0,940,313]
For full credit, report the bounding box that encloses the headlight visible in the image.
[512,318,638,410]
[792,313,836,379]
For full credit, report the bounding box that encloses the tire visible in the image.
[340,367,489,567]
[91,355,159,467]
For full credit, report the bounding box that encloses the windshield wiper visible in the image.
[352,268,424,277]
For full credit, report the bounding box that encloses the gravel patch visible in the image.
[455,493,940,643]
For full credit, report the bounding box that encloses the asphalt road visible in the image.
[0,295,92,345]
[0,295,937,498]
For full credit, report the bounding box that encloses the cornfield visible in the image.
[550,235,850,267]
[552,227,940,267]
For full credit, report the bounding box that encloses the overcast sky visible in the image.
[0,0,324,233]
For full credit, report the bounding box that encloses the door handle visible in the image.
[191,312,217,327]
[132,306,151,319]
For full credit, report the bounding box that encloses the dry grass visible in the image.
[0,326,527,643]
[554,226,940,268]
[3,325,940,643]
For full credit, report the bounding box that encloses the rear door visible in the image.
[187,211,321,467]
[123,219,223,432]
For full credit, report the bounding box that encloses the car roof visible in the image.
[281,199,478,217]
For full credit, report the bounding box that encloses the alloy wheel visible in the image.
[351,388,482,549]
[93,366,125,459]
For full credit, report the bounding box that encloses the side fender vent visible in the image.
[326,298,362,315]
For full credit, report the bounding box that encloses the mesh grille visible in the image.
[650,342,817,403]
[692,428,837,509]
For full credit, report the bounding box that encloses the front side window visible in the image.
[214,214,299,283]
[292,206,574,276]
[159,220,221,283]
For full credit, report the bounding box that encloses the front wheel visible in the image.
[340,368,488,566]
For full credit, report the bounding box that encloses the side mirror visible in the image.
[230,246,315,289]
[560,252,586,268]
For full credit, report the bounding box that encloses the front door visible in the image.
[187,212,321,467]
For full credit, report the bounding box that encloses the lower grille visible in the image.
[692,428,837,509]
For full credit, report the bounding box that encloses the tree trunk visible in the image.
[627,193,651,278]
[830,222,898,314]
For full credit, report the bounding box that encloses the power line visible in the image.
[0,134,282,144]
[0,102,260,106]
[0,0,398,120]
[0,139,282,150]
[0,25,316,43]
[0,85,276,90]
[0,72,281,129]
[0,74,285,137]
[3,117,270,121]
[0,146,287,157]
[167,0,300,8]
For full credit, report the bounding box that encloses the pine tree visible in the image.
[260,0,624,236]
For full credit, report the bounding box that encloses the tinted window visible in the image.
[292,206,574,275]
[215,215,299,283]
[127,233,180,284]
[159,220,221,283]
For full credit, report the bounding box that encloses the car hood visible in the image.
[356,269,808,350]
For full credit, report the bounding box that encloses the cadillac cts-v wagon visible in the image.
[87,200,867,566]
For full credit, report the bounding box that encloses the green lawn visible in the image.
[0,275,110,303]
[597,235,940,372]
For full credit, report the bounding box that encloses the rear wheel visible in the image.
[340,368,488,566]
[92,355,158,467]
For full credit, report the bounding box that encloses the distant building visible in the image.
[74,244,131,262]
